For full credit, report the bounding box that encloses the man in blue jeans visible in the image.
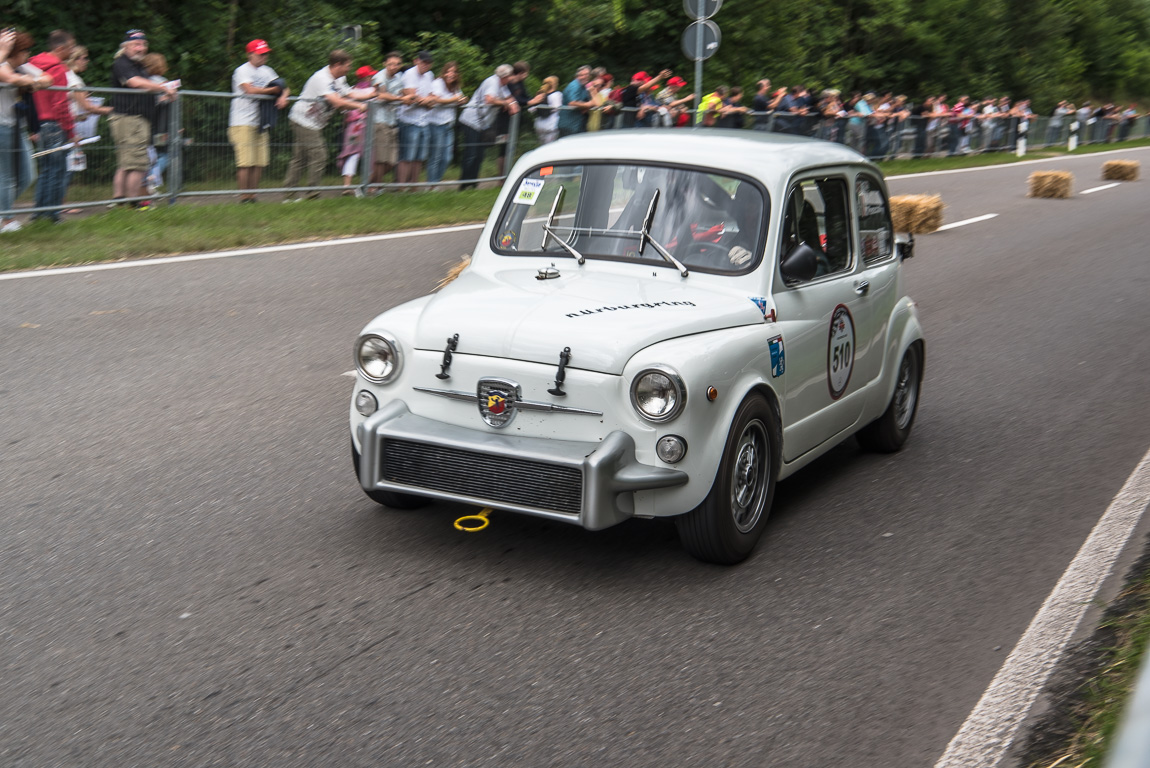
[29,30,76,223]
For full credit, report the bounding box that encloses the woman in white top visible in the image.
[62,45,111,206]
[528,75,562,145]
[1,29,51,233]
[426,61,466,184]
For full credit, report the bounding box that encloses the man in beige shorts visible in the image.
[229,39,289,203]
[109,30,176,206]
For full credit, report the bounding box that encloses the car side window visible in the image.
[780,177,852,278]
[856,174,894,265]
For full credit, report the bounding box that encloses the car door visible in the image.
[850,171,900,399]
[772,174,875,462]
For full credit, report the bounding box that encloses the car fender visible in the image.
[623,323,782,516]
[864,296,924,423]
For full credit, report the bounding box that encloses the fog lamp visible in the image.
[656,435,687,464]
[354,390,378,416]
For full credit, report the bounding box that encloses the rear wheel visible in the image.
[676,394,778,565]
[351,441,429,509]
[857,342,922,453]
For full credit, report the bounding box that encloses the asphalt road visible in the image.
[2,148,1149,767]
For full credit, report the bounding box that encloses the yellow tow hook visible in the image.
[454,507,492,532]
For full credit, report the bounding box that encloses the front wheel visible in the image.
[676,394,779,565]
[856,342,922,453]
[351,441,429,509]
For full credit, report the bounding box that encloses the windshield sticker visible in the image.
[768,335,785,378]
[514,178,545,205]
[827,305,855,400]
[499,229,517,249]
[565,301,696,318]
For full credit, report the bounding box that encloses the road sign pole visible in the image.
[694,0,704,125]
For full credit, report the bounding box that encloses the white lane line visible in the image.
[341,371,356,378]
[935,214,999,232]
[887,144,1150,180]
[934,446,1150,768]
[0,223,486,282]
[1081,182,1121,195]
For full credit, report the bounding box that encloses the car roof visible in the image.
[515,129,875,181]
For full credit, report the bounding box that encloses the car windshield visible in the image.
[492,162,768,274]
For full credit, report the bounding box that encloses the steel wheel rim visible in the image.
[730,419,769,533]
[893,352,919,430]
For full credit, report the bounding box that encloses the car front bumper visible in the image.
[356,400,689,530]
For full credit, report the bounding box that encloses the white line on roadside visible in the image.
[1081,182,1121,195]
[0,223,487,282]
[934,446,1150,768]
[341,371,356,378]
[935,214,999,232]
[887,144,1150,180]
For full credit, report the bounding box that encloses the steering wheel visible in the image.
[680,240,735,270]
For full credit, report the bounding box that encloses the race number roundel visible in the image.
[827,305,855,400]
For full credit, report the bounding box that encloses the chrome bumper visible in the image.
[356,400,688,530]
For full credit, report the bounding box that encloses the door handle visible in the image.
[854,280,870,296]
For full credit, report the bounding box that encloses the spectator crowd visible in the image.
[2,24,1148,231]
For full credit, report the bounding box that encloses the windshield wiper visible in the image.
[638,189,689,278]
[540,186,585,265]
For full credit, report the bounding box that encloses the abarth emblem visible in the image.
[477,378,522,428]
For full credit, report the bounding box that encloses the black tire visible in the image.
[351,441,429,510]
[676,394,779,565]
[856,342,922,453]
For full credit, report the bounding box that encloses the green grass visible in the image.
[1024,565,1150,768]
[0,189,500,273]
[877,136,1150,175]
[4,136,1150,274]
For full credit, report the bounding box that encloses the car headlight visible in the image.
[630,366,686,423]
[355,333,402,384]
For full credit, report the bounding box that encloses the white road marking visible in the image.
[0,223,486,282]
[935,214,999,232]
[934,446,1150,768]
[341,371,356,378]
[1081,182,1121,195]
[887,144,1150,180]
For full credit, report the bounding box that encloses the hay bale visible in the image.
[889,194,944,234]
[1102,159,1140,181]
[436,255,471,290]
[1028,171,1073,199]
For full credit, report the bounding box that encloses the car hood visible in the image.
[413,268,765,374]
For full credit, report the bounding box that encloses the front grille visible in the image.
[380,439,583,515]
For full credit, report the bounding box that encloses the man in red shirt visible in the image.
[29,30,76,223]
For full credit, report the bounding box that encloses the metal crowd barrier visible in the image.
[4,83,1150,217]
[1,84,525,216]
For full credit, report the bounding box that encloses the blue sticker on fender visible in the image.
[768,335,785,377]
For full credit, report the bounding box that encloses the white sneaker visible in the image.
[0,220,21,233]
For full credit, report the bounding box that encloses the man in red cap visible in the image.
[620,68,669,128]
[655,75,694,127]
[229,39,290,203]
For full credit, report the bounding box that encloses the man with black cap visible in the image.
[397,50,435,187]
[229,38,289,203]
[110,29,177,207]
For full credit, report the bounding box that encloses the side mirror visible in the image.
[780,242,820,283]
[895,232,915,260]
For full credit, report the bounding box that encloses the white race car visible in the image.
[350,130,923,564]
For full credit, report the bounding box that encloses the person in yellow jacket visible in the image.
[696,86,727,126]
